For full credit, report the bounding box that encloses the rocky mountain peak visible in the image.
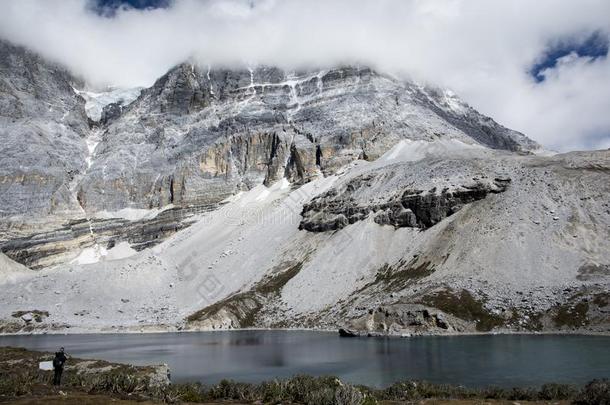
[1,41,541,269]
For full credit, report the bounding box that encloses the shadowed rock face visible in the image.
[299,173,511,232]
[397,178,511,228]
[0,39,540,268]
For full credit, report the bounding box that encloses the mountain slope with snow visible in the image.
[0,39,607,336]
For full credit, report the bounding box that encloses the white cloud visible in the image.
[0,0,609,151]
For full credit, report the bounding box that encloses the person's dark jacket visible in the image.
[53,352,67,369]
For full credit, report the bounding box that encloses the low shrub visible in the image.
[505,386,539,401]
[539,382,578,400]
[0,371,35,396]
[482,385,509,399]
[207,379,255,401]
[574,379,610,405]
[174,383,206,402]
[334,383,364,405]
[376,380,475,401]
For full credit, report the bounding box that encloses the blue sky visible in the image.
[93,0,171,13]
[531,31,608,83]
[0,0,609,151]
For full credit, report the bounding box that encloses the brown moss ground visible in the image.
[382,401,569,405]
[4,397,570,405]
[3,393,158,404]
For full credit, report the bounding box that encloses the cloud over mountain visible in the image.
[0,0,608,151]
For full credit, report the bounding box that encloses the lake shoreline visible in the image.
[1,325,609,337]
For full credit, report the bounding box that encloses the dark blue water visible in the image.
[1,331,608,388]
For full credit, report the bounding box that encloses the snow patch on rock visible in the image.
[74,86,142,121]
[381,138,484,162]
[93,205,174,222]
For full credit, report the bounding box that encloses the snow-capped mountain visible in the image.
[0,39,608,335]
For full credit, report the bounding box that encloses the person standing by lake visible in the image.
[52,347,67,386]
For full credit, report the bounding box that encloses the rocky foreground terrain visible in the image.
[0,38,608,336]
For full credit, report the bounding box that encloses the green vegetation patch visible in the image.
[157,376,592,404]
[420,289,504,332]
[553,301,590,328]
[353,258,435,296]
[506,308,543,332]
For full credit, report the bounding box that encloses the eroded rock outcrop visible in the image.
[0,146,608,335]
[341,303,471,336]
[300,171,511,232]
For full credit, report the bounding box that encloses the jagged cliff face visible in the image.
[0,41,89,219]
[3,40,608,336]
[0,39,539,268]
[79,63,537,213]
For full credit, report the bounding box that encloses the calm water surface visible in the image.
[1,331,608,388]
